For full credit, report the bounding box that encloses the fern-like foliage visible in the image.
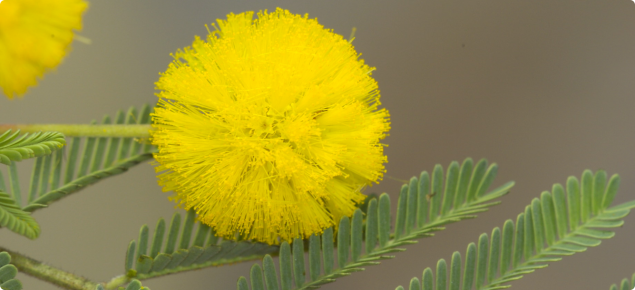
[96,279,149,290]
[0,251,23,290]
[0,191,39,239]
[608,273,635,290]
[121,210,278,282]
[392,169,635,290]
[0,130,66,165]
[237,158,515,290]
[0,105,155,213]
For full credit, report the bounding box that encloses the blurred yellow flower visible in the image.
[0,0,87,98]
[151,8,390,244]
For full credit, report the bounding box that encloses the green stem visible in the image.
[0,124,152,138]
[0,246,101,290]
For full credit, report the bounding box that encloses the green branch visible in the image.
[0,246,100,290]
[0,125,152,138]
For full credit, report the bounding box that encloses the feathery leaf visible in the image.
[393,170,634,290]
[120,210,279,283]
[0,252,23,290]
[0,191,39,239]
[0,130,65,165]
[607,272,635,290]
[238,158,515,290]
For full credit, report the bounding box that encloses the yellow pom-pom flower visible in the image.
[0,0,87,98]
[151,8,390,244]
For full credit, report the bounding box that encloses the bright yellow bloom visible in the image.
[152,8,390,244]
[0,0,87,98]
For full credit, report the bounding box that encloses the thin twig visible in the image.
[0,124,152,138]
[0,246,100,290]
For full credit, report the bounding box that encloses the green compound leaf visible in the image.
[0,130,65,165]
[0,105,156,213]
[608,272,635,290]
[393,170,634,290]
[0,191,39,239]
[238,158,515,290]
[0,252,23,290]
[120,209,279,283]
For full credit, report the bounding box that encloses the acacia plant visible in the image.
[0,2,634,290]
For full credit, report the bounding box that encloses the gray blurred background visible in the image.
[2,0,635,289]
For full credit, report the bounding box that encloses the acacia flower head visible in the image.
[0,0,87,98]
[151,8,390,244]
